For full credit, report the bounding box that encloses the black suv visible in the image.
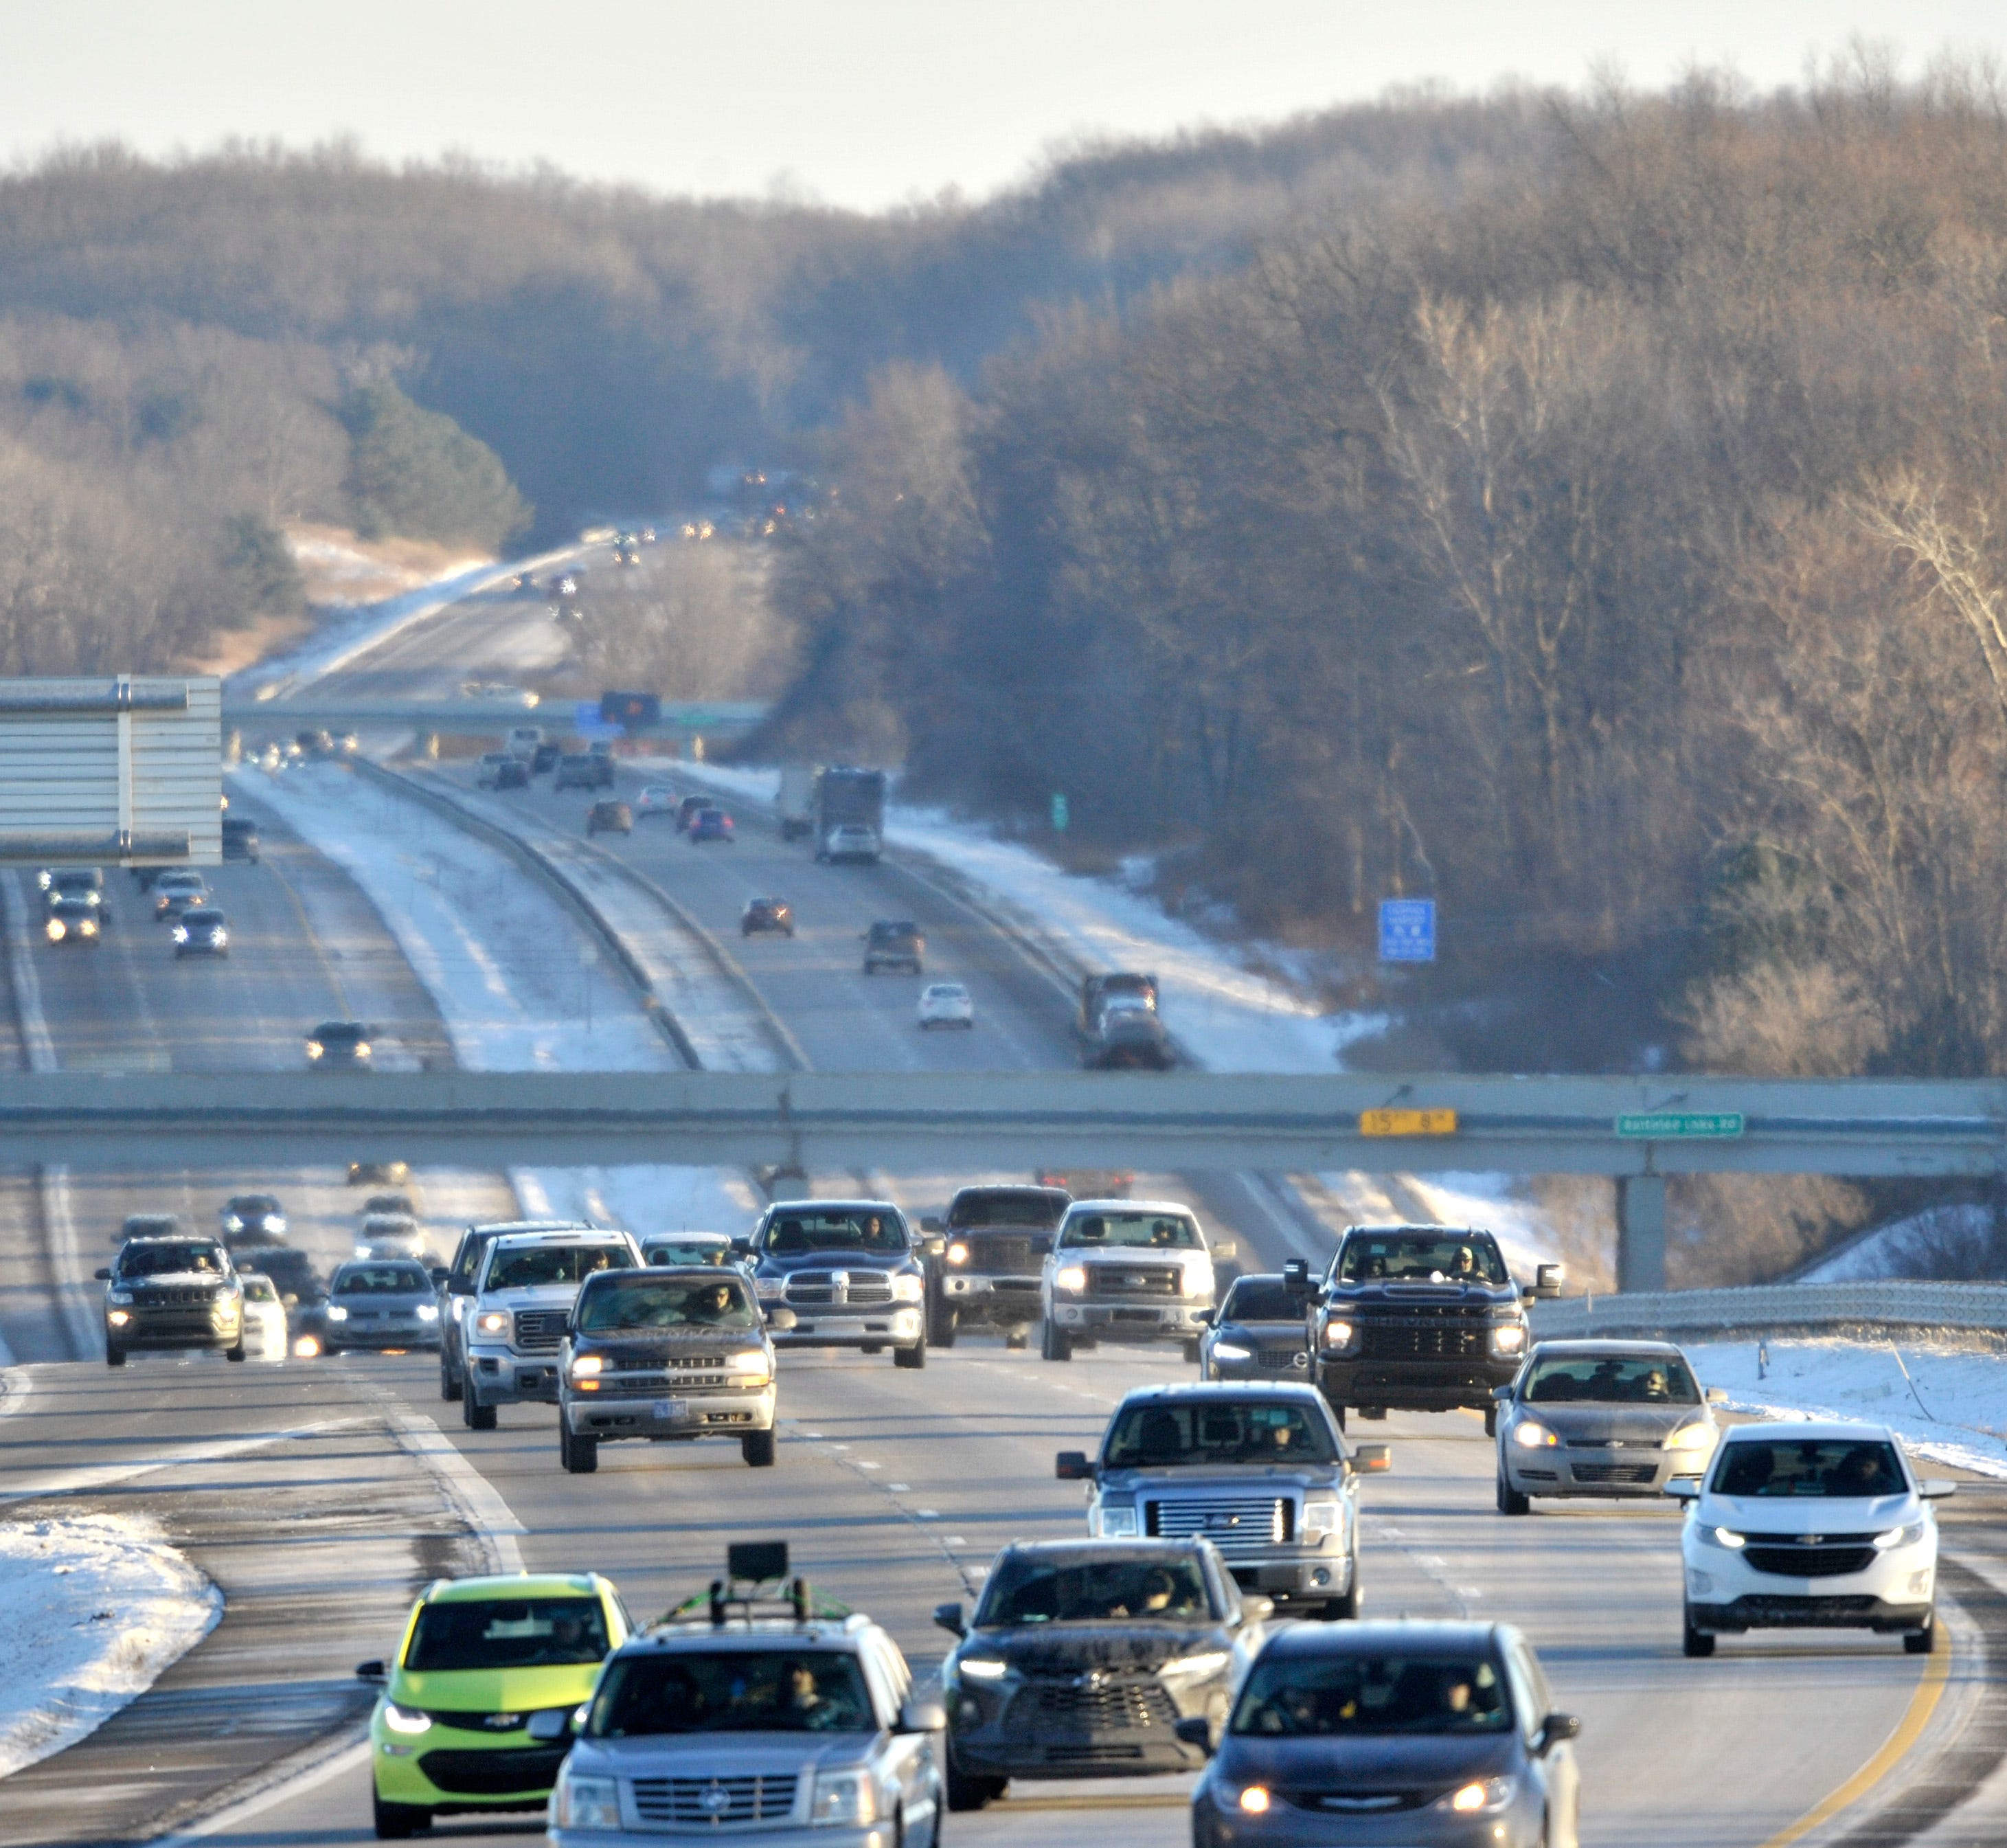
[433,1218,593,1402]
[1289,1224,1560,1433]
[925,1184,1069,1349]
[863,920,925,975]
[96,1237,247,1365]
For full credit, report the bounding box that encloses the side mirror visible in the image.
[922,1237,946,1259]
[1532,1263,1564,1299]
[1705,1386,1728,1406]
[1211,1239,1237,1261]
[1172,1715,1214,1755]
[899,1699,947,1735]
[1921,1479,1958,1500]
[730,1239,751,1257]
[768,1308,798,1331]
[94,1267,112,1281]
[933,1601,966,1637]
[1055,1450,1095,1480]
[1281,1258,1311,1302]
[1194,1309,1214,1327]
[1490,1383,1515,1401]
[1540,1713,1581,1752]
[431,1267,450,1286]
[354,1660,387,1685]
[526,1708,574,1742]
[1349,1444,1392,1474]
[1664,1478,1701,1500]
[921,1217,942,1233]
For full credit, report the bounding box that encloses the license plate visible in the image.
[652,1399,689,1421]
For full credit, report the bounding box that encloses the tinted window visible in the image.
[644,1241,731,1267]
[1712,1439,1907,1498]
[118,1243,227,1276]
[486,1245,635,1289]
[578,1275,758,1331]
[1232,1654,1511,1736]
[1060,1212,1201,1251]
[977,1555,1213,1625]
[1104,1399,1336,1467]
[1336,1235,1508,1285]
[947,1191,1068,1230]
[451,1232,499,1287]
[1523,1354,1699,1405]
[1222,1278,1300,1322]
[588,1652,873,1737]
[317,1024,365,1046]
[332,1264,430,1294]
[229,1195,280,1215]
[406,1598,609,1671]
[761,1210,907,1256]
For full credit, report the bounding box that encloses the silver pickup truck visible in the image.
[1039,1199,1233,1363]
[462,1228,642,1430]
[1057,1382,1390,1620]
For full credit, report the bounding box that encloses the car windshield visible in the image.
[588,1651,874,1737]
[870,923,918,941]
[1336,1235,1509,1285]
[1059,1212,1202,1251]
[1523,1354,1699,1405]
[334,1264,429,1295]
[1232,1654,1512,1736]
[949,1191,1068,1230]
[120,1243,227,1276]
[229,1196,280,1215]
[1104,1399,1337,1467]
[977,1555,1214,1625]
[1712,1439,1907,1498]
[644,1241,729,1266]
[1221,1278,1300,1322]
[317,1024,365,1046]
[762,1210,907,1256]
[50,899,95,917]
[405,1598,609,1671]
[578,1276,758,1331]
[486,1245,635,1289]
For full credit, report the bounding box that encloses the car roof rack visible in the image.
[653,1542,854,1631]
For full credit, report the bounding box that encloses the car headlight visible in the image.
[1322,1319,1355,1350]
[354,1042,372,1059]
[1302,1496,1345,1538]
[1874,1522,1927,1551]
[382,1701,432,1735]
[306,1041,323,1058]
[946,1242,969,1265]
[810,1768,878,1826]
[212,929,227,944]
[45,920,63,940]
[172,926,188,942]
[1701,1525,1747,1550]
[570,1353,604,1377]
[79,921,97,937]
[416,1303,439,1322]
[891,1274,925,1303]
[1236,1785,1271,1815]
[1442,1777,1517,1815]
[957,1656,1010,1681]
[728,1350,773,1379]
[1093,1504,1139,1537]
[1511,1419,1558,1449]
[477,1311,510,1335]
[326,1305,349,1322]
[1159,1650,1229,1678]
[223,1215,242,1232]
[755,1276,787,1300]
[293,1334,321,1357]
[107,1289,133,1305]
[1667,1420,1716,1452]
[106,1309,131,1327]
[556,1770,621,1831]
[1490,1322,1526,1354]
[1054,1265,1088,1294]
[1211,1341,1252,1362]
[1183,1264,1214,1298]
[266,1216,286,1234]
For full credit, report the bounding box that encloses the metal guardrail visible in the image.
[1532,1280,2007,1341]
[225,699,769,738]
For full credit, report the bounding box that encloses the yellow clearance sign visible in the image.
[1358,1108,1459,1138]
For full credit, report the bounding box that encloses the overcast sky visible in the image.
[1,0,2002,210]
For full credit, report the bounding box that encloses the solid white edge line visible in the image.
[146,1736,373,1848]
[42,1164,101,1360]
[374,1396,528,1573]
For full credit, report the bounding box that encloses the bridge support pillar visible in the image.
[1615,1175,1666,1294]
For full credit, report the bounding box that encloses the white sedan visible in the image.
[635,785,678,820]
[238,1274,290,1360]
[918,982,975,1030]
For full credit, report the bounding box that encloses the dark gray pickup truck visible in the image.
[926,1184,1070,1349]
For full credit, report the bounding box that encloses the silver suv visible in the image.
[1039,1199,1234,1362]
[462,1228,642,1430]
[546,1545,944,1848]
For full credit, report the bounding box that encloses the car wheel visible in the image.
[1906,1617,1937,1654]
[1041,1320,1071,1362]
[945,1753,1000,1812]
[894,1336,927,1370]
[439,1355,461,1403]
[1496,1472,1530,1516]
[560,1426,598,1474]
[372,1791,431,1838]
[225,1340,247,1362]
[1328,1400,1346,1430]
[1682,1608,1715,1657]
[464,1386,497,1432]
[105,1345,126,1368]
[1484,1405,1498,1437]
[928,1303,957,1348]
[742,1428,777,1467]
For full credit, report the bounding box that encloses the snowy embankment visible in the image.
[0,1514,219,1777]
[1798,1204,1995,1284]
[240,761,758,1236]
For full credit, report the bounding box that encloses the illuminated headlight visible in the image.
[1490,1322,1527,1354]
[78,921,97,937]
[266,1216,286,1234]
[305,1041,323,1059]
[354,1042,372,1059]
[476,1311,510,1335]
[727,1350,773,1380]
[36,870,51,890]
[946,1243,970,1266]
[416,1303,439,1322]
[1667,1420,1716,1452]
[293,1334,321,1357]
[1183,1263,1214,1298]
[45,920,63,940]
[106,1309,131,1327]
[1160,1649,1228,1678]
[172,926,188,942]
[211,929,227,945]
[957,1656,1009,1681]
[570,1353,604,1379]
[1322,1319,1356,1350]
[1511,1419,1558,1449]
[107,1289,134,1306]
[382,1701,432,1735]
[1301,1496,1345,1538]
[1093,1504,1139,1538]
[223,1214,242,1231]
[810,1768,879,1826]
[1874,1522,1927,1551]
[1212,1341,1252,1362]
[891,1273,925,1303]
[1702,1526,1747,1551]
[1236,1786,1271,1815]
[326,1305,349,1322]
[755,1276,787,1300]
[1442,1777,1517,1815]
[555,1770,620,1832]
[1054,1265,1088,1294]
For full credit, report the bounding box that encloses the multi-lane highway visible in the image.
[0,551,1997,1848]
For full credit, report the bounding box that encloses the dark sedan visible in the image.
[172,908,231,956]
[44,897,102,945]
[306,1021,372,1070]
[740,896,794,937]
[689,807,734,843]
[219,1193,287,1246]
[1201,1274,1311,1382]
[1187,1621,1580,1848]
[587,799,633,836]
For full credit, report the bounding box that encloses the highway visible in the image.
[0,554,1995,1848]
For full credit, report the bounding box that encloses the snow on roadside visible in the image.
[1798,1204,1995,1283]
[0,1515,219,1777]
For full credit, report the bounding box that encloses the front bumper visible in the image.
[1049,1299,1208,1342]
[1504,1445,1698,1497]
[769,1306,924,1351]
[1194,1779,1544,1847]
[328,1313,440,1351]
[374,1735,567,1813]
[940,1274,1044,1325]
[1686,1545,1935,1632]
[468,1344,565,1401]
[554,1829,894,1848]
[951,1677,1214,1779]
[105,1310,240,1351]
[1319,1355,1518,1411]
[565,1383,775,1439]
[1222,1547,1354,1604]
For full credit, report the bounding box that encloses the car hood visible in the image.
[1215,1320,1308,1344]
[758,1249,911,1273]
[392,1661,604,1713]
[1058,1250,1207,1271]
[1217,1730,1520,1792]
[1328,1280,1516,1307]
[1699,1491,1918,1533]
[569,1733,870,1778]
[571,1331,764,1363]
[479,1283,589,1309]
[1515,1402,1701,1443]
[118,1270,232,1289]
[334,1292,433,1313]
[966,1622,1230,1674]
[1100,1463,1342,1494]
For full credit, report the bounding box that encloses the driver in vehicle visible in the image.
[690,1282,740,1326]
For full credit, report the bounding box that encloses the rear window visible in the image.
[948,1190,1069,1230]
[587,1650,874,1737]
[406,1598,609,1672]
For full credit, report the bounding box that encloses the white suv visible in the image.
[1673,1420,1953,1656]
[462,1228,642,1430]
[1039,1199,1233,1363]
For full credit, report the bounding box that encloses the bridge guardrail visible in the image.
[1530,1278,2007,1342]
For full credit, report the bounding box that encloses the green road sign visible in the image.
[1614,1112,1745,1140]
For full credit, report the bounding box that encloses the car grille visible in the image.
[416,1745,569,1794]
[1571,1464,1657,1486]
[629,1773,800,1825]
[964,1236,1049,1274]
[1734,1595,1879,1622]
[1290,1789,1430,1813]
[513,1309,569,1351]
[1256,1347,1308,1370]
[1026,1678,1177,1731]
[1357,1304,1491,1358]
[1148,1496,1293,1557]
[1085,1265,1181,1298]
[1743,1538,1879,1578]
[133,1287,218,1307]
[783,1272,892,1307]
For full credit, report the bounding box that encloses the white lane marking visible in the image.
[42,1165,102,1359]
[0,870,56,1072]
[0,1368,31,1414]
[146,1738,372,1848]
[0,1417,369,1502]
[375,1401,527,1574]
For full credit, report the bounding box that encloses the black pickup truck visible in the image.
[925,1184,1071,1348]
[1288,1225,1561,1434]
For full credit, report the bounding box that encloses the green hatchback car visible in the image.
[359,1572,631,1838]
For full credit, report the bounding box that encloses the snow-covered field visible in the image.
[0,1513,219,1777]
[1800,1204,1996,1284]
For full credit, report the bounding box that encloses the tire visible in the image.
[105,1345,126,1368]
[1324,1577,1361,1620]
[894,1337,927,1370]
[1906,1618,1937,1654]
[1330,1401,1346,1431]
[225,1340,247,1362]
[1484,1405,1498,1437]
[439,1353,461,1402]
[1682,1609,1715,1657]
[742,1428,777,1467]
[372,1791,431,1838]
[1041,1319,1071,1362]
[1497,1472,1530,1516]
[560,1425,598,1474]
[464,1386,497,1431]
[944,1753,1003,1812]
[928,1302,958,1348]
